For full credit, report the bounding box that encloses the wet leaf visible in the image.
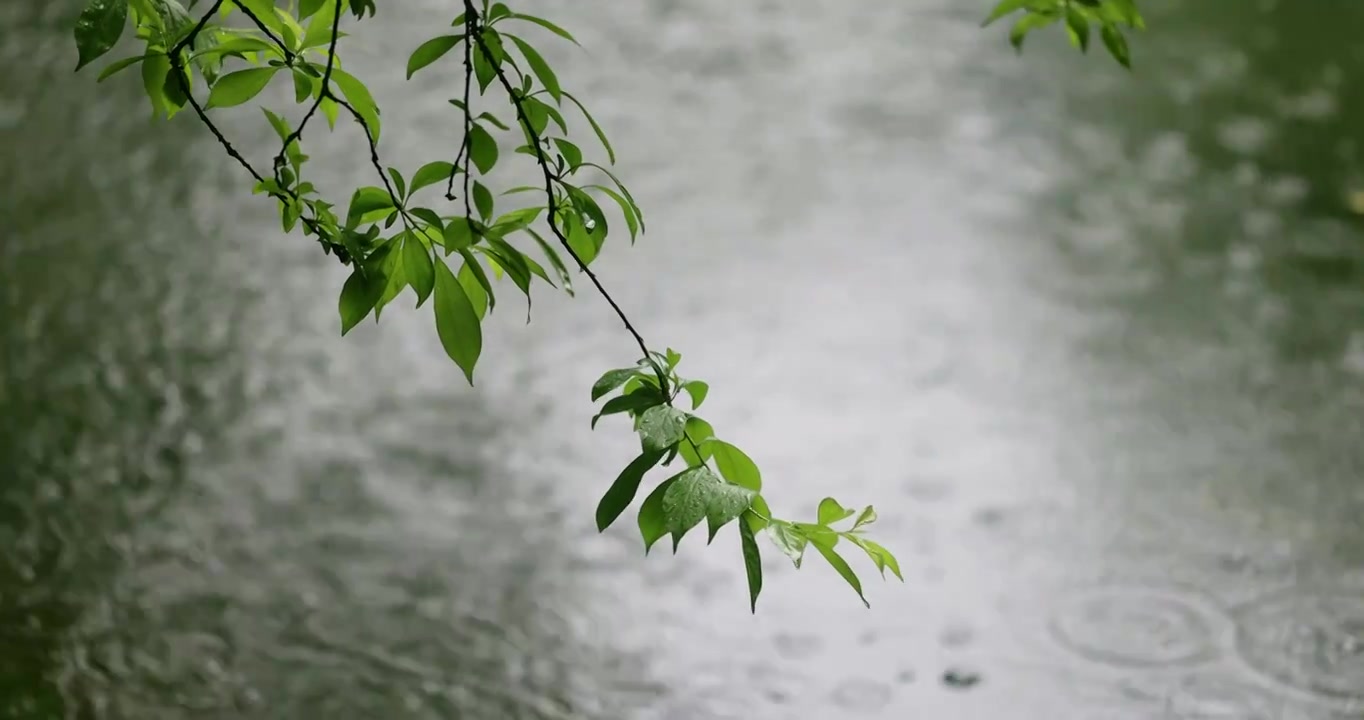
[638,405,687,453]
[768,522,808,567]
[592,367,640,401]
[637,475,677,553]
[592,388,664,429]
[75,0,129,71]
[662,466,754,548]
[740,511,763,613]
[596,449,665,532]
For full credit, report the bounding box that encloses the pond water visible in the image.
[3,0,1364,718]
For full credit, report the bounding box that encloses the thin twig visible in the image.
[463,0,660,384]
[169,1,332,255]
[446,15,477,216]
[274,0,344,182]
[227,0,295,63]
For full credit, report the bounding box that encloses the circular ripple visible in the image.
[1048,587,1222,669]
[1233,590,1364,702]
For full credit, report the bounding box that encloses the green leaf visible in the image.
[811,535,869,607]
[853,505,878,529]
[662,466,754,549]
[637,475,677,554]
[233,0,287,37]
[596,449,666,532]
[274,7,305,51]
[75,0,129,71]
[1009,11,1058,52]
[1101,23,1131,68]
[433,258,483,383]
[552,138,582,169]
[403,233,435,307]
[981,0,1031,26]
[1065,6,1090,51]
[373,241,407,319]
[507,35,561,102]
[141,52,171,118]
[678,417,715,467]
[468,124,499,174]
[339,266,385,335]
[206,66,280,108]
[407,34,462,79]
[561,211,597,265]
[524,228,573,295]
[739,511,763,613]
[591,388,664,429]
[291,67,315,104]
[505,13,580,46]
[588,184,639,243]
[845,535,903,581]
[748,495,772,532]
[410,161,456,196]
[346,186,395,226]
[300,0,341,49]
[472,31,504,93]
[681,380,708,409]
[299,0,326,20]
[332,67,382,141]
[472,180,494,221]
[262,107,291,142]
[817,497,856,526]
[709,440,762,492]
[321,96,339,129]
[561,91,614,164]
[769,522,808,567]
[638,405,687,453]
[592,367,640,401]
[191,36,279,61]
[457,252,492,318]
[445,217,477,252]
[387,167,407,200]
[479,239,533,301]
[96,53,149,82]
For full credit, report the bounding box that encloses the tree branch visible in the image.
[463,0,665,389]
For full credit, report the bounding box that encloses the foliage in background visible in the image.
[72,0,1141,610]
[982,0,1144,67]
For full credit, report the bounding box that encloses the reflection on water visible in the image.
[3,0,1364,717]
